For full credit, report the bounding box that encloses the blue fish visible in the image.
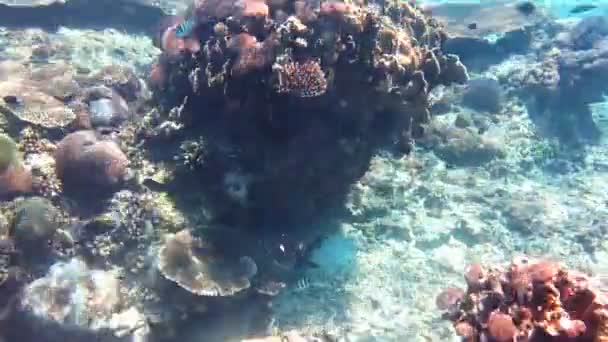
[175,18,195,38]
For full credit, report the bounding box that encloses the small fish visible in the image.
[569,4,598,14]
[175,18,195,38]
[2,95,22,107]
[294,277,311,291]
[515,1,536,16]
[467,23,477,30]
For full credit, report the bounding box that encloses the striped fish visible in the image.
[175,18,195,38]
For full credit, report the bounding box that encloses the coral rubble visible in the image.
[438,257,608,341]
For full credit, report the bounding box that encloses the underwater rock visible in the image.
[157,229,258,297]
[12,197,61,250]
[87,91,130,127]
[20,258,149,340]
[429,0,538,70]
[54,130,129,191]
[461,77,503,113]
[420,120,504,166]
[559,16,608,51]
[0,133,33,197]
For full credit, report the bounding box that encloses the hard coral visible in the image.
[150,0,468,224]
[0,134,32,197]
[54,131,129,191]
[274,59,327,97]
[439,258,608,341]
[158,229,258,297]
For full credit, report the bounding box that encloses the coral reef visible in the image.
[148,0,468,225]
[438,257,608,341]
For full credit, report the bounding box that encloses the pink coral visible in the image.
[275,59,328,98]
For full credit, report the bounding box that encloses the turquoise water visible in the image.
[0,0,607,341]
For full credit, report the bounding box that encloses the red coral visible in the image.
[275,59,328,98]
[229,33,278,76]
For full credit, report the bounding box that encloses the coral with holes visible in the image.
[437,257,608,341]
[148,0,468,225]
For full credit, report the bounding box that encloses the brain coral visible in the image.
[54,130,129,190]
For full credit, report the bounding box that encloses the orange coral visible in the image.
[439,257,608,342]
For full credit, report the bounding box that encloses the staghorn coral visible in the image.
[438,257,608,342]
[157,229,258,297]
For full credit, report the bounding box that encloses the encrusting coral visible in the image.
[437,257,608,341]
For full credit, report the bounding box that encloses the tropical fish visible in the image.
[569,4,598,14]
[467,22,477,30]
[175,18,195,38]
[515,1,536,16]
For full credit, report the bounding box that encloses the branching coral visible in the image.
[437,257,608,341]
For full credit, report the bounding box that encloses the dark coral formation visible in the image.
[438,257,608,341]
[148,0,468,225]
